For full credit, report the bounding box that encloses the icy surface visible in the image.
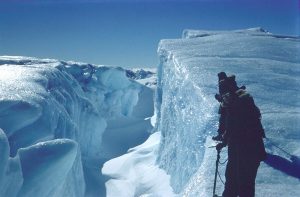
[18,139,80,197]
[0,56,154,196]
[102,132,175,197]
[156,28,300,195]
[1,27,299,197]
[0,128,23,197]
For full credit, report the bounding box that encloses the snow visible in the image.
[101,28,299,197]
[126,68,157,89]
[18,139,82,197]
[156,28,300,196]
[1,27,299,197]
[0,128,23,197]
[0,56,155,196]
[102,132,175,197]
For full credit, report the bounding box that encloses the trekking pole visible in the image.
[265,137,300,164]
[213,149,221,197]
[265,137,292,157]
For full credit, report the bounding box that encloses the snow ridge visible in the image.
[0,56,154,196]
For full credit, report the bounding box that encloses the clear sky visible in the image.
[0,0,299,68]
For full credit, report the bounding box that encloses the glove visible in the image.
[216,142,226,151]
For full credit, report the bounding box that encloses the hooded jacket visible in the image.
[223,89,267,161]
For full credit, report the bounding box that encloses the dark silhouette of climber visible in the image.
[213,72,246,141]
[215,72,267,197]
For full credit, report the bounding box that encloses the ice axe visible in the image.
[210,143,226,197]
[213,148,221,197]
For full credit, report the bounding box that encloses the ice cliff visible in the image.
[0,56,154,196]
[101,28,300,196]
[155,28,300,196]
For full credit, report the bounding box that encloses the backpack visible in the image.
[236,89,266,138]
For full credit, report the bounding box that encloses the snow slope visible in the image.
[155,28,300,196]
[102,132,174,197]
[0,56,155,196]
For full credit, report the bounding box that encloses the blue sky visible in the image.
[0,0,299,67]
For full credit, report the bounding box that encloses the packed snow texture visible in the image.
[0,56,155,196]
[156,28,300,196]
[102,132,175,197]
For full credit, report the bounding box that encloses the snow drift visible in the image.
[0,56,154,196]
[102,132,174,197]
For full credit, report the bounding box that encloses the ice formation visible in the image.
[102,28,300,197]
[0,56,154,196]
[156,27,300,196]
[1,27,300,197]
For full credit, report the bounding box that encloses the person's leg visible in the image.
[238,159,260,197]
[222,146,238,197]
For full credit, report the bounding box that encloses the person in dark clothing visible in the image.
[216,74,266,197]
[213,73,247,141]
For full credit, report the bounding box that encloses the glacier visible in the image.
[101,28,300,197]
[0,56,155,196]
[1,27,300,197]
[155,28,300,196]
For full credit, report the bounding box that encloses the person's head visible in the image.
[219,79,228,95]
[218,72,227,82]
[226,75,239,93]
[218,73,239,95]
[218,72,228,95]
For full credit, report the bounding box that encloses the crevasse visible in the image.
[0,56,153,196]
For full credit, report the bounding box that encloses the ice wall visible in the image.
[156,28,300,195]
[0,56,152,196]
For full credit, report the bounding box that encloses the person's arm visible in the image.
[216,141,227,151]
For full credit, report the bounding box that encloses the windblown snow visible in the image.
[1,27,300,197]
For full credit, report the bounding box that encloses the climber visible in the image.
[215,73,266,197]
[213,72,246,141]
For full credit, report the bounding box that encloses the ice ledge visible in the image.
[182,27,299,39]
[158,28,300,65]
[182,27,270,39]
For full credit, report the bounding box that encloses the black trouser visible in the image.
[222,144,260,197]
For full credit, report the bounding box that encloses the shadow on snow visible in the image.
[264,153,300,180]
